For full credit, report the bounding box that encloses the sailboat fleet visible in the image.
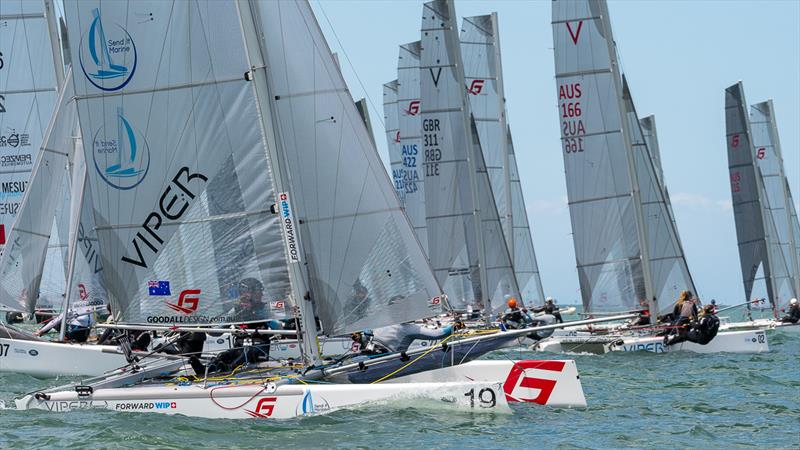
[0,0,794,420]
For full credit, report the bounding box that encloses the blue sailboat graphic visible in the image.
[88,8,128,80]
[106,107,143,179]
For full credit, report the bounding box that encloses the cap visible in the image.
[545,297,554,303]
[791,298,798,305]
[507,298,517,308]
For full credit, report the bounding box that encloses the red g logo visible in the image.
[166,289,201,315]
[404,100,420,116]
[245,397,277,418]
[467,79,485,95]
[503,360,565,404]
[78,283,89,300]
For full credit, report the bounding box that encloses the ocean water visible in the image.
[0,325,796,449]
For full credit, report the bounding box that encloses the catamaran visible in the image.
[723,82,800,333]
[537,0,769,354]
[16,0,604,418]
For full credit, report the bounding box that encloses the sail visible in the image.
[622,77,695,312]
[507,129,546,305]
[382,80,405,202]
[0,72,75,313]
[461,13,546,305]
[64,1,291,325]
[0,0,60,255]
[725,82,778,304]
[552,0,646,313]
[639,115,684,251]
[396,41,427,253]
[750,100,799,305]
[253,0,442,334]
[789,186,800,294]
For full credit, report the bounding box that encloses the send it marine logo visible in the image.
[79,8,137,91]
[92,108,150,190]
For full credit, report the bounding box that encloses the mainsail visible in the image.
[0,0,62,286]
[382,80,405,202]
[63,1,441,337]
[65,1,291,326]
[420,0,518,312]
[552,0,695,315]
[725,82,788,307]
[461,13,546,305]
[396,41,427,253]
[749,99,799,305]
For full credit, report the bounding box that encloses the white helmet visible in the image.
[545,296,554,303]
[791,298,798,305]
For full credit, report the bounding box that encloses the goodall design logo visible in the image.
[165,289,201,315]
[403,100,420,116]
[245,397,277,418]
[467,79,485,95]
[503,360,565,404]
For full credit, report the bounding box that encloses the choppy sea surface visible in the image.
[0,311,797,449]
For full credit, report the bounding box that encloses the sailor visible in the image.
[360,322,457,354]
[231,277,268,327]
[633,299,651,326]
[667,304,719,346]
[531,297,563,323]
[664,290,698,343]
[780,298,800,324]
[500,298,532,329]
[34,304,98,343]
[188,323,279,377]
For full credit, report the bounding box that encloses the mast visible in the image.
[764,100,800,299]
[235,0,320,364]
[59,139,86,341]
[599,6,657,317]
[43,0,65,90]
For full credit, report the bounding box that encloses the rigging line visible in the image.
[315,0,384,129]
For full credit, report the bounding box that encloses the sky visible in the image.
[311,0,800,306]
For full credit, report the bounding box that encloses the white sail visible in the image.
[382,80,405,202]
[622,77,696,311]
[0,0,60,255]
[252,0,442,334]
[750,100,799,306]
[65,1,292,325]
[0,72,75,313]
[396,41,427,253]
[725,82,785,306]
[552,0,646,314]
[553,0,696,315]
[420,0,518,312]
[461,13,546,305]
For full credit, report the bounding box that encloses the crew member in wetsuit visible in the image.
[667,304,719,346]
[531,297,563,323]
[34,304,99,342]
[781,298,800,323]
[500,298,532,329]
[231,278,269,327]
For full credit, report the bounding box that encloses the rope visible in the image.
[370,332,472,384]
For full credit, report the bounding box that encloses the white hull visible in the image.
[533,329,769,354]
[720,318,800,334]
[0,337,131,378]
[16,360,586,418]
